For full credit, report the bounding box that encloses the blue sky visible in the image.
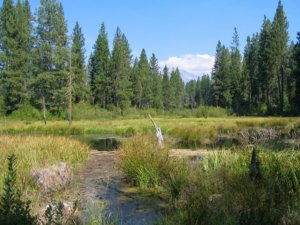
[3,0,300,80]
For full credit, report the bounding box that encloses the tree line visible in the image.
[0,0,299,118]
[203,0,300,115]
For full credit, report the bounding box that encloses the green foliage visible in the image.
[211,41,232,108]
[293,32,300,113]
[195,105,228,118]
[0,154,36,225]
[110,28,132,114]
[9,102,41,120]
[0,0,33,114]
[71,22,88,103]
[169,68,184,109]
[72,102,113,120]
[162,66,170,110]
[150,54,163,109]
[42,201,79,225]
[33,0,68,115]
[89,22,110,107]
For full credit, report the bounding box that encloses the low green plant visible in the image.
[10,103,41,120]
[42,201,79,225]
[164,160,190,202]
[84,201,117,225]
[195,106,228,118]
[0,154,37,225]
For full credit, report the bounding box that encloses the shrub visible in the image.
[0,96,5,116]
[117,135,169,189]
[9,103,41,120]
[0,155,37,225]
[73,103,114,120]
[195,106,228,118]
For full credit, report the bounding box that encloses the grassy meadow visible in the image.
[0,116,299,137]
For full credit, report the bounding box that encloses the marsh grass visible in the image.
[117,135,169,190]
[161,149,300,225]
[0,135,89,202]
[83,201,118,225]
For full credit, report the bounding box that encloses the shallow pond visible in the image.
[75,135,166,225]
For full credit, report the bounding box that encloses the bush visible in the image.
[0,96,5,117]
[9,103,41,120]
[195,106,228,118]
[73,103,114,120]
[117,135,169,189]
[0,155,37,225]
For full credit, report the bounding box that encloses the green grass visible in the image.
[160,148,300,225]
[0,117,298,135]
[0,135,89,202]
[117,135,169,190]
[117,135,300,224]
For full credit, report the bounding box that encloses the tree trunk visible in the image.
[42,96,46,126]
[149,114,163,148]
[68,50,73,126]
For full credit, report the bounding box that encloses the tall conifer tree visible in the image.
[271,0,289,112]
[110,28,132,114]
[32,0,68,115]
[162,65,170,110]
[89,23,110,106]
[150,54,163,109]
[71,22,87,103]
[0,0,33,113]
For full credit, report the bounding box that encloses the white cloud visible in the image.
[159,54,215,81]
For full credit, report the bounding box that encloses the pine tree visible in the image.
[89,22,110,107]
[150,54,163,109]
[185,79,197,109]
[293,32,300,112]
[71,22,87,103]
[169,68,184,109]
[244,34,260,109]
[137,49,151,108]
[32,0,68,115]
[131,57,140,107]
[271,0,289,113]
[0,0,33,114]
[162,65,170,110]
[200,74,212,105]
[230,27,245,114]
[212,41,231,108]
[195,77,202,105]
[258,16,274,108]
[110,27,132,114]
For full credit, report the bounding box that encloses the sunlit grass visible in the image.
[0,117,298,136]
[0,135,90,198]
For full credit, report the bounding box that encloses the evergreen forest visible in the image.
[0,0,299,118]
